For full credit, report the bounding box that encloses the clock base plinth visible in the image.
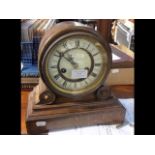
[26,87,126,135]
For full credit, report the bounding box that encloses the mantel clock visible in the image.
[26,22,125,134]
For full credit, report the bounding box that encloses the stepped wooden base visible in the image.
[26,87,126,135]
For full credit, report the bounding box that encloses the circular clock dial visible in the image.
[42,34,109,97]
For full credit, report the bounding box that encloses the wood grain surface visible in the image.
[21,85,134,134]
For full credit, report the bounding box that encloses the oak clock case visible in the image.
[26,22,126,134]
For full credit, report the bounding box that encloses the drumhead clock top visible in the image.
[38,22,112,98]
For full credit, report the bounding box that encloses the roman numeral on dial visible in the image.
[62,81,67,88]
[86,43,90,49]
[75,40,80,48]
[54,50,64,57]
[84,80,88,85]
[54,74,60,80]
[63,42,69,49]
[50,65,57,68]
[94,63,101,67]
[91,72,97,77]
[93,52,100,57]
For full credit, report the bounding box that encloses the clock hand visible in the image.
[63,55,72,62]
[69,59,78,69]
[63,55,78,69]
[67,54,79,68]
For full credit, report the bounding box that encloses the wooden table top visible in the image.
[21,85,134,134]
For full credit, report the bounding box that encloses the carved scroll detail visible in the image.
[35,78,56,105]
[96,85,111,100]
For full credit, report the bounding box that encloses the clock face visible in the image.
[42,34,110,97]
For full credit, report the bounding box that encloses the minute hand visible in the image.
[64,56,78,68]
